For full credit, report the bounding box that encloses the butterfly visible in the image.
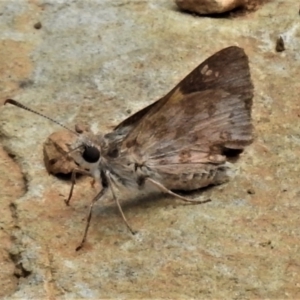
[5,46,253,250]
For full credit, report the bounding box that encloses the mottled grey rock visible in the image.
[0,0,300,298]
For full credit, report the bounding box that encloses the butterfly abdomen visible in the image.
[151,163,231,191]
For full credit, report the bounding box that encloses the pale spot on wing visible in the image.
[171,87,184,101]
[215,71,219,77]
[205,69,213,76]
[220,130,232,140]
[201,64,209,74]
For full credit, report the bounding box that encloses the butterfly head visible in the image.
[70,131,107,180]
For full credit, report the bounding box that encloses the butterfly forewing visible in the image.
[118,46,253,165]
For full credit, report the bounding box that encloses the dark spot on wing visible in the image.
[49,158,57,165]
[134,163,138,171]
[207,102,217,117]
[107,147,119,158]
[126,137,137,148]
[179,149,192,163]
[137,176,146,186]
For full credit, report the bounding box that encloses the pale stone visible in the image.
[176,0,245,14]
[43,129,78,175]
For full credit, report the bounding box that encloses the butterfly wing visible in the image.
[119,46,253,166]
[106,87,170,145]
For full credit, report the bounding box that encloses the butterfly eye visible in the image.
[82,145,100,163]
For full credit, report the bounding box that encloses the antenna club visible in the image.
[5,99,17,105]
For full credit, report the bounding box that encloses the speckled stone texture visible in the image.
[0,0,300,299]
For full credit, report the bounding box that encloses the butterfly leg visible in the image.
[65,168,93,206]
[146,177,211,204]
[106,173,136,235]
[76,187,108,251]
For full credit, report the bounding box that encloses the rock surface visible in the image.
[0,0,300,298]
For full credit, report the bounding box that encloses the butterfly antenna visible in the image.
[5,99,78,136]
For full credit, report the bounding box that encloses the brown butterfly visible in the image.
[5,46,253,250]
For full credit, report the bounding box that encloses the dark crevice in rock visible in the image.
[8,204,21,250]
[1,145,29,194]
[0,145,30,295]
[9,252,32,279]
[9,203,19,221]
